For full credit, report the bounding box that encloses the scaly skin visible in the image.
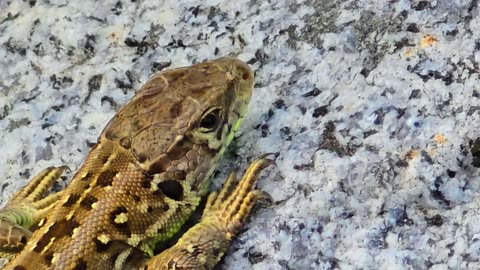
[0,57,271,269]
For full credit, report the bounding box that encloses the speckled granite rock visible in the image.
[2,0,480,269]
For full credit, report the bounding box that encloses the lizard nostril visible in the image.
[242,71,250,80]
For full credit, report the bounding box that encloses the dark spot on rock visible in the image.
[340,211,354,219]
[396,107,406,119]
[434,177,443,189]
[267,109,274,119]
[297,105,307,115]
[84,34,96,55]
[33,42,44,56]
[393,38,413,52]
[412,1,430,11]
[123,37,141,47]
[360,68,370,77]
[255,49,268,66]
[247,57,257,65]
[111,1,123,16]
[260,124,269,137]
[446,29,458,37]
[373,108,386,125]
[245,248,266,264]
[8,118,31,132]
[84,74,104,104]
[363,130,377,138]
[421,150,433,164]
[425,214,443,226]
[115,71,134,91]
[394,206,413,226]
[446,169,456,178]
[166,38,187,49]
[19,169,30,180]
[319,121,358,157]
[20,87,40,103]
[471,106,480,120]
[293,161,314,171]
[0,104,11,120]
[151,61,171,73]
[273,99,286,110]
[302,88,321,97]
[101,96,119,109]
[408,63,455,86]
[5,38,27,56]
[280,126,292,141]
[18,48,26,56]
[51,104,65,111]
[86,140,96,148]
[312,105,328,118]
[430,185,451,207]
[406,23,419,33]
[470,138,480,167]
[409,89,421,99]
[50,74,73,90]
[189,5,200,17]
[446,242,455,257]
[442,72,454,85]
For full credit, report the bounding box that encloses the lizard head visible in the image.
[101,57,254,192]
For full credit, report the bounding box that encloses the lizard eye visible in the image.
[199,108,221,132]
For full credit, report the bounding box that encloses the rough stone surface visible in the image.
[1,0,480,269]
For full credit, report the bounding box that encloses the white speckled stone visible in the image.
[2,0,480,269]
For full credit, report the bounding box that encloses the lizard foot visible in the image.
[0,166,67,258]
[144,155,273,270]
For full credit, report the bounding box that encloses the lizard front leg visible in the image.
[0,166,66,258]
[144,156,272,270]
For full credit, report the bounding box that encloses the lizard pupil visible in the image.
[200,110,220,131]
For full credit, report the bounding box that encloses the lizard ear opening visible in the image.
[157,180,183,201]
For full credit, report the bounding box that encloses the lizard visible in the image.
[0,57,272,269]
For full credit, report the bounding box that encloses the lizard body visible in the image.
[0,57,271,269]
